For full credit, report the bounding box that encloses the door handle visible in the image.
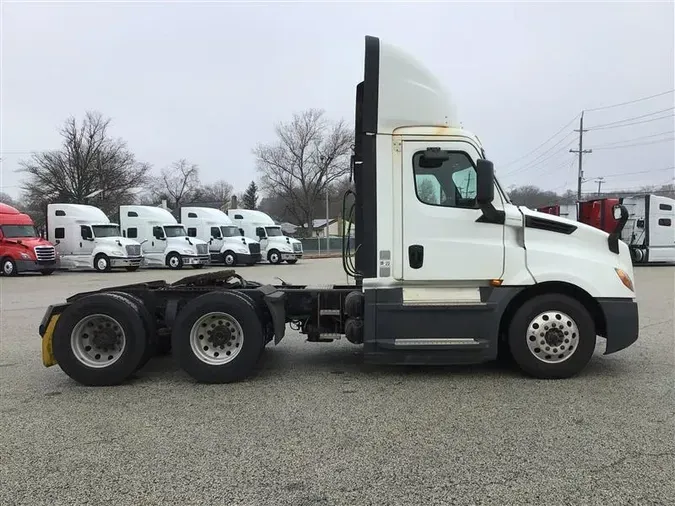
[408,244,424,269]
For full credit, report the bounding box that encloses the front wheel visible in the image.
[267,250,281,265]
[94,254,111,273]
[166,252,183,270]
[2,258,18,276]
[507,294,596,379]
[222,251,237,266]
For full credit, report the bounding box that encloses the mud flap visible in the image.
[258,285,287,344]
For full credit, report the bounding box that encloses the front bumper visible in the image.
[110,256,143,267]
[598,298,639,354]
[16,259,57,273]
[280,252,302,261]
[182,255,211,265]
[239,253,262,264]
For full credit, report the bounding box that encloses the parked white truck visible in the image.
[179,206,262,266]
[119,205,210,270]
[227,209,303,264]
[620,194,675,264]
[46,204,143,272]
[38,35,639,387]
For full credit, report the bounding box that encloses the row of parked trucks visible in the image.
[0,203,304,275]
[537,194,675,264]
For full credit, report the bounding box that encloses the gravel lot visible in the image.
[1,260,673,506]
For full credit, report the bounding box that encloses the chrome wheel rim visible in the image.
[270,253,279,263]
[97,257,108,271]
[3,260,14,275]
[224,254,235,265]
[71,314,126,368]
[526,310,579,364]
[169,256,180,268]
[189,312,243,365]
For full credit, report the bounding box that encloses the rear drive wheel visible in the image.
[2,258,18,276]
[171,291,264,383]
[167,252,183,270]
[267,249,281,265]
[508,294,596,379]
[51,292,148,386]
[222,251,237,266]
[107,291,157,371]
[94,254,111,273]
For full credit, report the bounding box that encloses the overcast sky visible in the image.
[2,1,674,200]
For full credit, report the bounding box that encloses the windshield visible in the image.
[1,225,38,238]
[164,225,187,237]
[265,226,283,237]
[92,225,121,238]
[221,226,241,237]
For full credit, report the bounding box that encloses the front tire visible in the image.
[507,294,596,379]
[171,291,264,383]
[267,249,281,265]
[94,254,111,273]
[222,251,237,266]
[51,292,149,386]
[166,252,183,270]
[2,258,18,276]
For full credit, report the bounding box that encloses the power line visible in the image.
[585,113,674,131]
[501,137,577,178]
[599,166,675,179]
[587,107,675,129]
[584,89,675,112]
[590,136,674,151]
[500,113,580,168]
[587,130,675,148]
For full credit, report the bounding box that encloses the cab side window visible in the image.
[256,227,266,238]
[153,226,165,239]
[210,227,221,238]
[412,150,478,209]
[187,228,197,237]
[80,226,93,239]
[55,228,65,239]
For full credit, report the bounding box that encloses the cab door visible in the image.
[401,140,504,281]
[79,225,96,257]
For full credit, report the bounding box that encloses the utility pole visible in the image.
[595,177,605,196]
[570,111,593,200]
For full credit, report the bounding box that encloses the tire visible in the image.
[94,254,111,273]
[2,258,18,276]
[107,291,157,371]
[51,292,148,386]
[285,259,298,265]
[222,251,237,267]
[125,266,140,272]
[507,294,596,379]
[171,291,265,383]
[167,252,183,270]
[267,249,281,265]
[41,270,55,276]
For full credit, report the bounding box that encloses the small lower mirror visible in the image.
[612,204,622,220]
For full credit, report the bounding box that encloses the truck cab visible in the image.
[619,194,675,264]
[0,202,57,276]
[46,203,143,272]
[119,205,211,270]
[180,206,262,266]
[227,209,303,264]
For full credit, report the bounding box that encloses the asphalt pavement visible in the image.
[1,260,673,506]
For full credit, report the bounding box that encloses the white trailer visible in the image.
[620,194,675,264]
[227,209,303,264]
[46,204,143,272]
[179,207,262,266]
[119,205,210,269]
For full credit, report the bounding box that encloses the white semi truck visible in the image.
[179,206,262,266]
[119,205,211,270]
[38,36,639,387]
[227,209,303,264]
[620,194,675,264]
[46,203,143,272]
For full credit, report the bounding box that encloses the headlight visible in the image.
[615,268,634,292]
[20,252,31,260]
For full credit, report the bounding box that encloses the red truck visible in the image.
[0,203,57,276]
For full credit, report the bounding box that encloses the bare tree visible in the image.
[0,192,19,208]
[151,159,201,209]
[18,111,150,221]
[253,108,353,236]
[196,180,234,210]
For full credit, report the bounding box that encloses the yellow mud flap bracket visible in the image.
[41,315,59,367]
